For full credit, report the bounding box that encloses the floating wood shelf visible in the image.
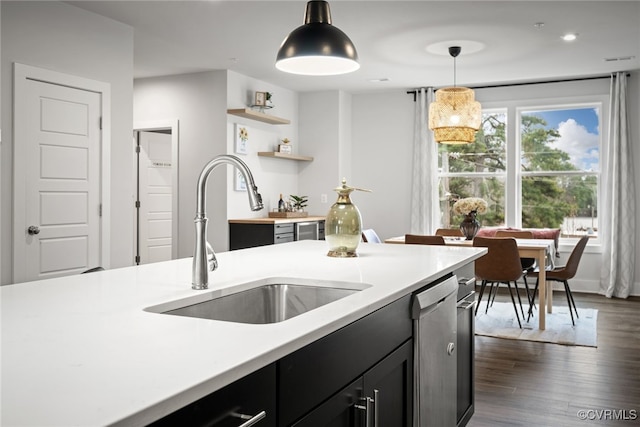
[258,152,314,162]
[227,108,291,125]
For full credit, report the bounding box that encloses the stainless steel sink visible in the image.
[146,278,368,324]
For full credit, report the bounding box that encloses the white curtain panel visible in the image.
[600,72,636,298]
[410,88,440,234]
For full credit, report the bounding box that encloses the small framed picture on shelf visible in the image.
[278,144,292,154]
[234,169,247,192]
[234,123,249,155]
[254,91,267,106]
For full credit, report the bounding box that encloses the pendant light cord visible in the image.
[453,56,457,87]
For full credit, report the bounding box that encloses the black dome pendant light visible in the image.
[276,1,359,76]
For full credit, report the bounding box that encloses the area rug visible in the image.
[474,302,598,347]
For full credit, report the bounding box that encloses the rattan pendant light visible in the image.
[276,1,359,76]
[429,46,481,144]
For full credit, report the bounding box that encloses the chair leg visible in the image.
[488,282,498,309]
[512,281,526,320]
[486,282,497,314]
[566,281,579,319]
[527,279,539,322]
[563,280,579,326]
[523,275,535,310]
[475,280,488,316]
[505,281,522,328]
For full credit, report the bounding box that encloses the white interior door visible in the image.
[21,79,102,280]
[137,131,173,264]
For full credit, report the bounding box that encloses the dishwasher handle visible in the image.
[457,299,477,311]
[411,276,459,319]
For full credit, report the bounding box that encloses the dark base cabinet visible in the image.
[293,340,413,427]
[229,220,325,250]
[456,290,476,427]
[280,294,413,426]
[150,294,414,427]
[229,223,295,250]
[148,363,276,427]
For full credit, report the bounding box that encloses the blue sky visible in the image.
[524,107,600,171]
[534,108,599,134]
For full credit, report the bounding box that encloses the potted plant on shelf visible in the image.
[289,195,308,212]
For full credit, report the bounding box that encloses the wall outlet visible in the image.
[320,194,328,203]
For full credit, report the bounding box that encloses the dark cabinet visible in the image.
[456,290,476,427]
[229,223,294,250]
[149,363,276,427]
[291,377,362,427]
[150,295,413,427]
[229,220,324,250]
[363,339,413,426]
[279,294,413,426]
[293,340,413,427]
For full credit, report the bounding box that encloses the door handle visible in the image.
[355,396,375,427]
[229,410,266,427]
[27,225,40,235]
[372,389,379,427]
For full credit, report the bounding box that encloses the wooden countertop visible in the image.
[229,216,325,224]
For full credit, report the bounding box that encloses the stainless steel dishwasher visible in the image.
[412,275,459,427]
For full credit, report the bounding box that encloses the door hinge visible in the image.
[99,117,103,130]
[99,204,102,217]
[135,255,140,264]
[135,200,141,208]
[135,145,140,153]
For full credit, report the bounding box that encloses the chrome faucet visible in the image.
[192,155,263,290]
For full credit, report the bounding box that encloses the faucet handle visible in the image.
[206,242,218,271]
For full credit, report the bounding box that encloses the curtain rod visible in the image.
[406,73,631,101]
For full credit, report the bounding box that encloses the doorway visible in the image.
[133,121,179,264]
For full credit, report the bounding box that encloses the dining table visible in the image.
[385,235,556,330]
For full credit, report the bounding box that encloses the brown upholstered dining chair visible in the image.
[494,230,536,307]
[526,235,589,326]
[494,230,534,239]
[435,228,464,237]
[473,236,527,328]
[404,234,446,245]
[361,229,382,243]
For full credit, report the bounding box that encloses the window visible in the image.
[438,110,507,228]
[519,107,600,237]
[437,102,602,238]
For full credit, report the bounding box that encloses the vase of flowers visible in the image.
[453,197,488,240]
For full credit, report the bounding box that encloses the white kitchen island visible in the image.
[1,240,485,426]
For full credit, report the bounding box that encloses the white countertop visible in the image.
[1,241,485,427]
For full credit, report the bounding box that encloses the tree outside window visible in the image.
[520,107,600,236]
[437,105,600,237]
[438,110,507,228]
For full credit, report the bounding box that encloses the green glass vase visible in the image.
[325,179,371,257]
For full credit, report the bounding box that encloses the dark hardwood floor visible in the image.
[468,291,640,427]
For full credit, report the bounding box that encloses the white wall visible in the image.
[134,71,300,254]
[348,78,640,296]
[226,71,300,220]
[351,91,414,234]
[1,1,134,284]
[298,91,355,215]
[134,72,228,257]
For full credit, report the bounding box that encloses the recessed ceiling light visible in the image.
[369,78,390,83]
[562,33,578,42]
[533,22,545,29]
[604,56,635,62]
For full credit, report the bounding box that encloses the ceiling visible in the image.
[68,0,640,94]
